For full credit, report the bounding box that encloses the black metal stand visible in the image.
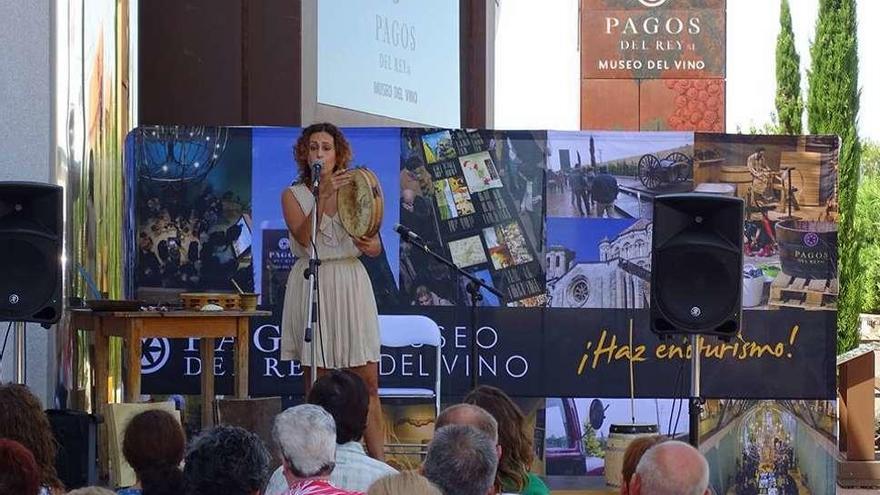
[400,235,502,390]
[12,321,26,383]
[688,334,702,447]
[465,282,483,390]
[303,183,322,385]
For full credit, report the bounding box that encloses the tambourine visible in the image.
[338,167,384,238]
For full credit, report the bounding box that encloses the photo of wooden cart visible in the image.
[637,151,693,189]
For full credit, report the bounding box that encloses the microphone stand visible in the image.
[400,234,503,390]
[304,178,322,386]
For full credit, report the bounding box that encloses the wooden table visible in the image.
[70,309,271,477]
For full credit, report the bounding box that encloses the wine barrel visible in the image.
[719,165,752,199]
[604,423,659,488]
[775,221,837,280]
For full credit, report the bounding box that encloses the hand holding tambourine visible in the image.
[319,169,353,198]
[338,167,384,239]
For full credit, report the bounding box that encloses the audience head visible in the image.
[631,440,709,495]
[435,403,498,443]
[0,438,41,495]
[183,425,270,495]
[306,370,369,444]
[367,471,442,495]
[464,386,533,492]
[0,383,63,491]
[273,404,337,481]
[620,435,665,495]
[65,487,115,495]
[122,409,186,495]
[423,425,499,495]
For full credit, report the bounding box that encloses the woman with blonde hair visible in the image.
[367,471,442,495]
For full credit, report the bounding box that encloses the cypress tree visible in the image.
[775,0,803,134]
[807,0,861,352]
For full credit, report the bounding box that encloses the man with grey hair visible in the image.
[435,403,498,442]
[629,440,711,495]
[272,404,361,495]
[423,424,499,495]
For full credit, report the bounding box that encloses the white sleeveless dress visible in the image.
[280,184,380,367]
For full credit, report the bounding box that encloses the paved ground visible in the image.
[546,186,627,218]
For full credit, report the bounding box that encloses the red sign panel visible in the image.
[581,2,725,79]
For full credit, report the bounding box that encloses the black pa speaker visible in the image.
[0,182,63,324]
[46,409,99,489]
[650,194,744,338]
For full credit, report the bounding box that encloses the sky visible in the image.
[495,0,880,142]
[546,217,638,262]
[546,130,693,170]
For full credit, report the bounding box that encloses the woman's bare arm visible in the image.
[281,188,311,248]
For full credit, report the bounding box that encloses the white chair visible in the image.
[377,314,442,417]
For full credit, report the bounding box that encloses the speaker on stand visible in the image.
[0,182,63,384]
[649,193,744,447]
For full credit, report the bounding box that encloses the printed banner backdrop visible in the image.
[127,126,838,489]
[694,134,839,311]
[544,397,690,477]
[250,127,402,309]
[132,127,254,295]
[700,400,837,495]
[399,128,547,307]
[544,397,838,495]
[125,127,838,402]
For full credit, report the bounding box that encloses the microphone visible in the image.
[394,223,425,244]
[310,160,323,188]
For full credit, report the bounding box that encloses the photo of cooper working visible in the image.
[694,134,839,311]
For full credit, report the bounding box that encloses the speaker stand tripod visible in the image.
[2,321,29,383]
[688,333,702,447]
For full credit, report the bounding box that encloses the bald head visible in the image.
[631,440,709,495]
[435,404,498,443]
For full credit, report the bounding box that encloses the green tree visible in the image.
[581,420,605,458]
[807,0,861,352]
[745,112,783,135]
[775,0,803,134]
[861,139,880,178]
[853,176,880,315]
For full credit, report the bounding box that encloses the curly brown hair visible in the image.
[0,383,63,491]
[463,385,533,492]
[292,123,353,186]
[122,409,186,495]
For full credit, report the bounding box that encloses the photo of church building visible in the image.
[546,219,652,309]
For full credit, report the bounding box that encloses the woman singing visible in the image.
[280,123,385,459]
